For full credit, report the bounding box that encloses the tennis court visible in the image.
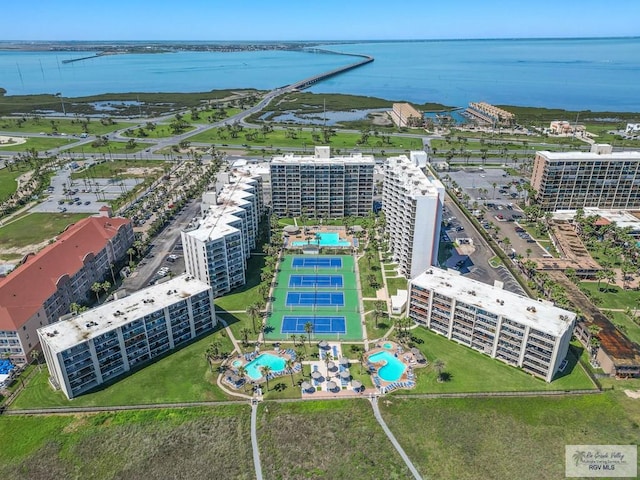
[281,316,346,334]
[288,274,344,288]
[286,292,345,307]
[266,255,363,341]
[291,257,342,269]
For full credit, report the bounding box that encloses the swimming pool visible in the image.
[369,351,406,382]
[291,232,351,247]
[245,354,286,380]
[383,342,393,349]
[232,360,243,368]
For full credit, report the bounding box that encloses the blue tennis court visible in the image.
[281,316,347,334]
[288,274,344,288]
[286,292,345,307]
[291,257,343,269]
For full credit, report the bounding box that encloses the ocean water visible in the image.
[1,38,639,111]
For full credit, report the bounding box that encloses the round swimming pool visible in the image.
[245,354,286,380]
[383,342,393,349]
[369,351,406,382]
[232,360,243,368]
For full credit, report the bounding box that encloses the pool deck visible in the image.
[224,348,298,389]
[366,341,427,394]
[285,226,354,249]
[301,342,366,398]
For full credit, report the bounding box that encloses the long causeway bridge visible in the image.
[288,50,374,90]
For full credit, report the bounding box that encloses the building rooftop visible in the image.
[538,149,640,161]
[272,151,375,166]
[38,274,210,353]
[386,155,443,198]
[0,216,131,331]
[412,267,575,337]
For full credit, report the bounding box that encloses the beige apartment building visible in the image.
[531,144,640,211]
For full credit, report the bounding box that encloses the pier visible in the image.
[61,53,106,64]
[288,51,374,90]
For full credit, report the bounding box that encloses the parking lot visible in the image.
[30,164,142,214]
[447,167,527,208]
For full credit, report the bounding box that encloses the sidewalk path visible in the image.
[369,396,422,480]
[251,401,264,480]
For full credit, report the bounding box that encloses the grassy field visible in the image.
[0,136,74,152]
[66,140,147,154]
[381,393,640,480]
[121,123,196,138]
[0,117,133,135]
[0,212,89,249]
[386,276,407,296]
[0,165,28,202]
[579,282,640,310]
[215,254,265,311]
[257,400,412,479]
[187,126,423,150]
[365,310,392,341]
[404,327,595,393]
[606,310,640,345]
[358,253,383,299]
[10,326,234,409]
[181,107,242,124]
[0,407,254,480]
[70,159,170,179]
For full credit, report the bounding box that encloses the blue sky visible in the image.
[3,1,639,41]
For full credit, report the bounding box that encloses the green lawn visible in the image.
[0,166,27,202]
[215,254,266,311]
[0,136,74,152]
[66,141,147,154]
[0,117,133,135]
[386,276,408,296]
[257,400,412,479]
[10,327,234,409]
[607,310,640,345]
[121,123,196,138]
[181,107,242,124]
[358,254,383,298]
[0,407,254,480]
[403,327,595,393]
[217,311,261,346]
[381,393,640,480]
[365,310,392,340]
[187,126,423,150]
[579,282,640,310]
[70,159,170,180]
[0,212,89,249]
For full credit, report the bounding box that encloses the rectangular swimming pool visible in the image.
[291,232,351,247]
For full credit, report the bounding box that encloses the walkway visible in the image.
[250,401,264,480]
[369,396,422,480]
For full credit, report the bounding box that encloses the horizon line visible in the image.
[0,35,638,43]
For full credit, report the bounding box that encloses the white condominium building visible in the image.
[382,155,444,279]
[531,144,640,211]
[182,172,263,297]
[270,146,375,218]
[408,268,575,382]
[38,275,215,399]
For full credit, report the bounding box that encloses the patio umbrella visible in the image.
[311,371,322,379]
[301,381,312,391]
[318,340,329,349]
[327,361,336,370]
[339,370,351,379]
[326,381,337,391]
[339,357,349,366]
[352,380,363,390]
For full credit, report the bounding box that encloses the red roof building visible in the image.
[0,216,133,363]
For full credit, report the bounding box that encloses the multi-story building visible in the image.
[408,267,575,382]
[38,274,215,399]
[182,171,263,297]
[382,154,444,278]
[464,102,515,126]
[0,214,133,363]
[270,146,375,218]
[531,144,640,211]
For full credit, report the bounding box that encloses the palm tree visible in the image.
[101,281,111,298]
[285,358,296,386]
[324,352,333,379]
[126,247,135,265]
[246,303,261,334]
[237,365,248,391]
[260,365,273,391]
[304,321,314,346]
[30,349,41,372]
[296,350,307,377]
[373,300,385,329]
[298,335,307,350]
[290,334,297,347]
[69,302,82,315]
[434,359,445,382]
[358,350,366,375]
[91,282,102,303]
[240,328,252,347]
